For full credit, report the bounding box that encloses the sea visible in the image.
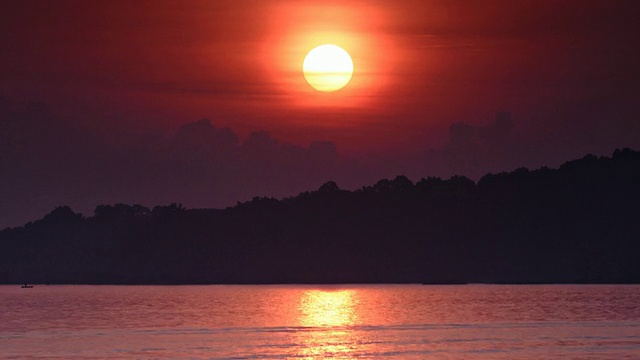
[1,285,639,359]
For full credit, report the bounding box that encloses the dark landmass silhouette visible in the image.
[1,148,639,285]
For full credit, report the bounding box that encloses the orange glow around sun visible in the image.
[263,2,396,109]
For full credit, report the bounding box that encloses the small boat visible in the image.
[21,283,34,288]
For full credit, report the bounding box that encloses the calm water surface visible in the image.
[1,285,639,359]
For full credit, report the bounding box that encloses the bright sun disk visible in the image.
[303,44,354,92]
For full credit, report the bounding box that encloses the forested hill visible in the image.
[2,148,640,284]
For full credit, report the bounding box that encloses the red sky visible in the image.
[1,0,639,227]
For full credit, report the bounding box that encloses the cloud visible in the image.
[377,111,554,182]
[449,111,513,149]
[451,112,512,176]
[2,99,637,229]
[0,102,356,228]
[169,118,239,165]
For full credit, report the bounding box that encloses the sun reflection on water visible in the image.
[299,289,358,327]
[296,289,360,358]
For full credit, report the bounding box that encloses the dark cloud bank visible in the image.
[1,99,638,228]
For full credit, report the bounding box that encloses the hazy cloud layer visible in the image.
[0,100,359,227]
[3,98,638,228]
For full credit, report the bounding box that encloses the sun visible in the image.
[303,44,354,92]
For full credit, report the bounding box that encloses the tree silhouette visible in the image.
[1,149,639,284]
